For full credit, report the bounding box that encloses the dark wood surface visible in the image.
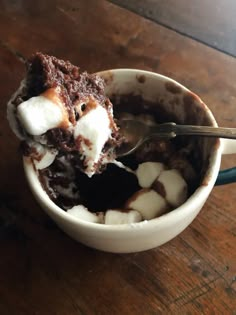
[0,0,236,314]
[110,0,236,57]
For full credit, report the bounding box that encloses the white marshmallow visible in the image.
[157,169,187,207]
[34,148,58,170]
[136,162,164,188]
[17,95,64,136]
[105,209,142,225]
[73,105,111,177]
[127,189,168,220]
[67,205,104,223]
[23,141,57,169]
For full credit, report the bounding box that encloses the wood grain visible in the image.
[110,0,236,57]
[0,0,235,314]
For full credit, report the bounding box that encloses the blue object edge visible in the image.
[215,167,236,185]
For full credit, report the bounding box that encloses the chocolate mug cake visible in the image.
[7,53,199,225]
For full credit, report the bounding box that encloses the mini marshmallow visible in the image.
[23,141,57,169]
[67,205,104,223]
[73,105,111,176]
[126,189,168,220]
[157,169,187,207]
[105,209,142,225]
[34,148,58,170]
[17,95,64,136]
[136,162,164,188]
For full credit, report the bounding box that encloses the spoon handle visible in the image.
[175,124,236,139]
[150,123,236,139]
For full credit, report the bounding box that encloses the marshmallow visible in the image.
[34,148,58,170]
[17,95,65,136]
[73,104,111,177]
[105,209,142,225]
[126,189,168,220]
[136,162,164,188]
[67,205,104,223]
[23,141,57,169]
[157,169,187,207]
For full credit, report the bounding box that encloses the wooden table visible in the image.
[0,1,236,314]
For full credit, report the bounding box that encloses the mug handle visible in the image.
[215,139,236,185]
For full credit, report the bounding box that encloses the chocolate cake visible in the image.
[7,52,120,177]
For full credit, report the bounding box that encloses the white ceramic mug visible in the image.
[23,69,236,253]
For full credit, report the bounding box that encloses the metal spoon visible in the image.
[116,119,236,157]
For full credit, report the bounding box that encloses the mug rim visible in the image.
[23,69,223,232]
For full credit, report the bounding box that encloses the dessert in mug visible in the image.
[7,53,198,225]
